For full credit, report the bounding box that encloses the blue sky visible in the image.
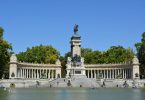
[0,0,145,55]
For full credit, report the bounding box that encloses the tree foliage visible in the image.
[17,45,60,64]
[0,27,12,79]
[103,46,133,63]
[135,32,145,78]
[65,46,134,64]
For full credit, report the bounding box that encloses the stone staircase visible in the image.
[47,76,101,88]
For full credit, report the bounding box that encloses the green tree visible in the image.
[17,45,60,64]
[135,32,145,78]
[64,47,133,64]
[0,27,12,79]
[104,46,134,63]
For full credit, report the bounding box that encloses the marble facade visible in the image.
[9,54,61,79]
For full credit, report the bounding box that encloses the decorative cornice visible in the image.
[84,63,132,68]
[18,62,61,68]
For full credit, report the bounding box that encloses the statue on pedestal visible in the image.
[74,24,79,34]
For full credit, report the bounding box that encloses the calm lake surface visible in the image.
[0,88,145,100]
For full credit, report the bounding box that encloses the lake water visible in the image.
[0,88,145,100]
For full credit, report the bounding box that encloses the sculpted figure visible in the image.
[74,24,79,33]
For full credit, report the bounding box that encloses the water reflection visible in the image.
[0,88,145,100]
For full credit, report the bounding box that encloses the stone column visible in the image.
[125,69,127,79]
[106,70,108,79]
[37,69,39,79]
[86,70,88,78]
[93,70,95,78]
[36,69,38,79]
[29,69,32,78]
[109,70,111,79]
[55,69,57,78]
[94,70,96,79]
[35,69,37,79]
[20,69,21,78]
[33,69,35,79]
[112,69,114,79]
[21,69,23,78]
[39,69,42,78]
[89,70,90,78]
[23,69,24,78]
[117,69,119,78]
[31,69,33,79]
[28,69,30,78]
[49,70,51,79]
[52,70,53,79]
[24,69,26,78]
[123,69,124,79]
[25,69,27,78]
[115,69,117,79]
[51,70,53,79]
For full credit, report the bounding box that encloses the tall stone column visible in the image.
[21,69,22,78]
[115,69,117,79]
[29,69,30,78]
[25,69,26,78]
[110,70,111,79]
[9,54,18,79]
[117,69,119,78]
[33,69,35,79]
[36,69,39,79]
[94,70,96,78]
[112,69,114,79]
[123,69,125,79]
[106,70,108,79]
[21,69,23,78]
[132,56,140,79]
[27,69,28,78]
[31,69,32,79]
[51,70,53,79]
[24,69,25,78]
[35,69,37,79]
[39,69,42,78]
[55,69,57,78]
[86,70,88,78]
[23,69,25,78]
[36,69,38,79]
[103,70,105,79]
[88,70,90,78]
[124,69,126,79]
[35,69,36,79]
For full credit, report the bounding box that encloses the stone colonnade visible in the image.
[85,68,132,79]
[17,68,60,79]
